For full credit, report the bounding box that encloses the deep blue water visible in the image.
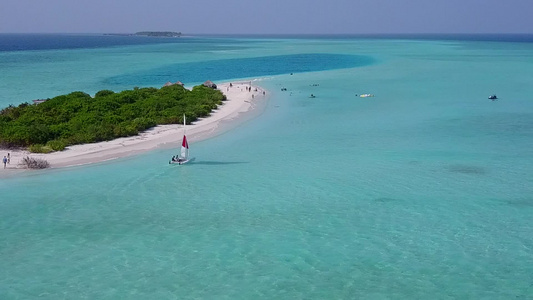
[105,54,375,86]
[200,33,533,43]
[2,33,532,53]
[0,33,247,52]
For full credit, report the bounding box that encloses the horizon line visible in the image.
[1,32,532,35]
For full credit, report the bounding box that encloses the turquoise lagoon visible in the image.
[1,35,532,299]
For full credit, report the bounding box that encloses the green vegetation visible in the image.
[0,84,225,152]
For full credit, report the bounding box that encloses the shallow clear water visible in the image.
[1,36,532,299]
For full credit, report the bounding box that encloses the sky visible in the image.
[1,0,532,34]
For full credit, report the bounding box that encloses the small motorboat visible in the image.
[488,94,498,100]
[360,94,374,98]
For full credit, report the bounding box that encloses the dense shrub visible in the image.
[46,139,67,151]
[28,144,53,153]
[95,90,115,98]
[0,84,226,152]
[20,156,50,169]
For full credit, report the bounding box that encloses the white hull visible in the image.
[169,157,195,165]
[360,94,374,98]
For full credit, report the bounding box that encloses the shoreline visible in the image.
[0,80,268,176]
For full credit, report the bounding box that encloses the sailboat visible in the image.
[169,114,194,165]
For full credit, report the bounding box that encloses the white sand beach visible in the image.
[0,81,267,173]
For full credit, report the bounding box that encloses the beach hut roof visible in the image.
[163,81,173,87]
[203,80,217,89]
[175,81,184,86]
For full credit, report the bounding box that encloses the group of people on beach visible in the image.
[227,82,266,99]
[245,86,259,93]
[3,153,10,169]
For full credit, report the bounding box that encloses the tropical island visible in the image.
[0,81,266,171]
[0,83,224,154]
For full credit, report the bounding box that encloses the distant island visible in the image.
[135,31,182,37]
[105,31,182,38]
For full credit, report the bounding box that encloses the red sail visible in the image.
[182,135,189,149]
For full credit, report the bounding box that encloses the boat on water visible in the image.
[169,114,194,165]
[488,94,498,100]
[360,94,374,98]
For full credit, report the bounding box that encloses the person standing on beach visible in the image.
[7,153,10,164]
[2,156,7,169]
